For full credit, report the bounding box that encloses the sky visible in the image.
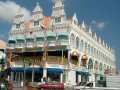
[0,0,120,69]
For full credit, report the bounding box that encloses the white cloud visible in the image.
[91,20,106,29]
[0,1,31,22]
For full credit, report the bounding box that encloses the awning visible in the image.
[76,71,90,76]
[11,67,43,73]
[16,35,25,41]
[47,31,56,37]
[8,37,16,43]
[25,35,34,40]
[57,31,68,36]
[47,68,63,74]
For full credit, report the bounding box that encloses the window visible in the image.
[99,63,103,71]
[76,37,79,49]
[80,40,83,51]
[55,17,61,23]
[34,21,39,26]
[70,34,75,47]
[88,59,93,70]
[16,24,20,28]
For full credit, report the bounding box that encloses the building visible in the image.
[0,40,7,75]
[7,0,116,86]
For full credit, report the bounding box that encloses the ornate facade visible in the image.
[8,0,116,86]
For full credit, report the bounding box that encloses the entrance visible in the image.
[47,68,63,83]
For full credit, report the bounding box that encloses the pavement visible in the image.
[13,87,27,90]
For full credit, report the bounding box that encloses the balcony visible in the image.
[57,31,69,46]
[15,43,25,48]
[46,31,56,47]
[36,32,45,47]
[8,37,16,49]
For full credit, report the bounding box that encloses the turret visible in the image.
[12,8,24,31]
[51,0,66,24]
[32,2,43,27]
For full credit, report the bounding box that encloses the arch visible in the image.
[81,54,88,66]
[88,58,93,70]
[70,33,75,47]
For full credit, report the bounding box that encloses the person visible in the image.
[43,77,48,83]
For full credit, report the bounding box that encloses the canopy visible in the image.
[47,68,63,74]
[11,67,43,73]
[76,71,90,76]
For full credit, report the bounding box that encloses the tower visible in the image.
[12,8,25,31]
[51,0,66,24]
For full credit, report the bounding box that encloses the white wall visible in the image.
[67,70,76,85]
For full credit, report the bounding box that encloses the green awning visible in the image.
[25,35,34,40]
[47,31,56,37]
[8,37,16,43]
[16,35,25,41]
[57,31,68,36]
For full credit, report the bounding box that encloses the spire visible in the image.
[73,13,78,23]
[33,2,42,13]
[82,20,86,28]
[88,26,92,34]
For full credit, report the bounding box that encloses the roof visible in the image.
[0,40,6,49]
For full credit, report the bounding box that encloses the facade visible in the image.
[8,0,116,86]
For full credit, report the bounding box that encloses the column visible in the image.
[60,73,63,83]
[32,65,35,83]
[92,74,96,87]
[43,68,47,78]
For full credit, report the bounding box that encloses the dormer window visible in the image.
[16,24,20,28]
[34,20,39,26]
[55,17,61,23]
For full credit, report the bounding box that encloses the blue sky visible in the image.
[0,0,120,69]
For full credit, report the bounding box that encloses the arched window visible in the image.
[88,58,93,70]
[88,44,90,55]
[94,61,98,70]
[76,37,79,49]
[99,63,103,71]
[80,40,83,51]
[70,34,75,47]
[84,42,87,52]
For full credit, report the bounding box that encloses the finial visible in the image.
[82,20,86,28]
[73,13,78,23]
[36,2,39,6]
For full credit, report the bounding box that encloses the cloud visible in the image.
[0,1,31,22]
[91,20,106,29]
